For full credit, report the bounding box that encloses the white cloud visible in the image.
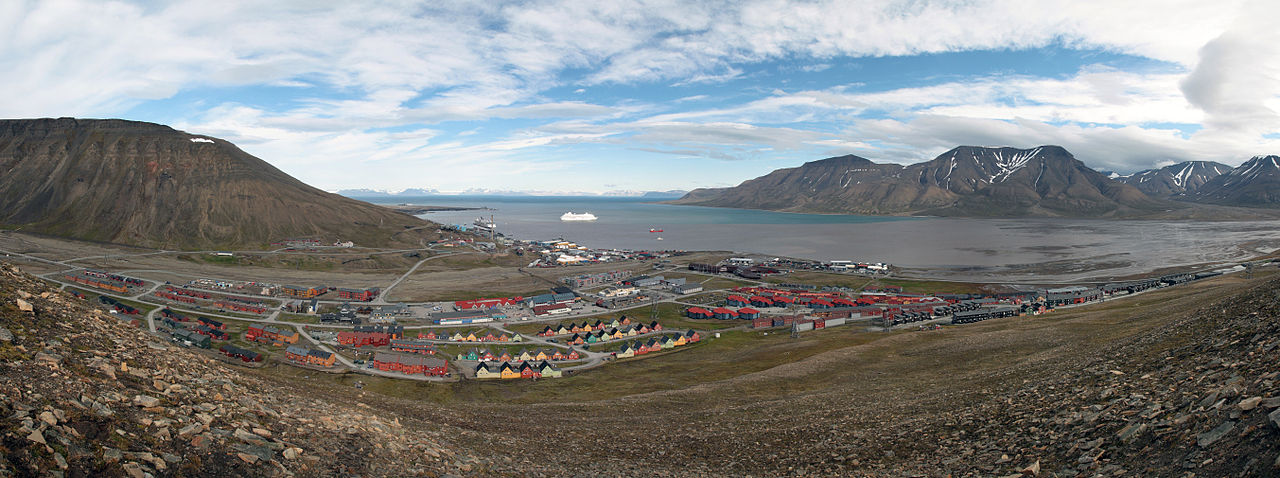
[2,0,1279,190]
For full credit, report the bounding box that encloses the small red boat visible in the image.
[649,228,663,233]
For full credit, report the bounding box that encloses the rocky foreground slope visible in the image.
[0,118,435,249]
[0,262,473,477]
[3,259,1280,477]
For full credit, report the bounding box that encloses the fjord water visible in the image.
[365,195,1280,283]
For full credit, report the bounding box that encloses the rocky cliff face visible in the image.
[672,146,1165,217]
[0,118,434,249]
[1120,161,1232,197]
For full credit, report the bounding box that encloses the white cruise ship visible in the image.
[560,212,598,222]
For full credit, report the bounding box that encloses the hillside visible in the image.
[0,262,472,476]
[1192,155,1280,207]
[0,118,436,250]
[672,146,1166,217]
[1120,161,1232,197]
[3,260,1280,475]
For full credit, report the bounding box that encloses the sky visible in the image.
[3,1,1280,194]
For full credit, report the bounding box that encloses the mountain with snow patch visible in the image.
[1190,155,1280,207]
[1119,161,1232,197]
[670,145,1163,217]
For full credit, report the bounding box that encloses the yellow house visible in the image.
[499,363,521,379]
[510,334,523,343]
[450,332,465,341]
[530,350,546,361]
[659,337,675,349]
[475,364,500,379]
[672,335,687,347]
[464,331,478,342]
[519,350,536,362]
[625,327,639,336]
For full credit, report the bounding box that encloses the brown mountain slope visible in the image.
[0,118,435,249]
[672,145,1170,217]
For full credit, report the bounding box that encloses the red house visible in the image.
[338,287,380,302]
[337,331,390,347]
[685,307,712,319]
[372,352,448,376]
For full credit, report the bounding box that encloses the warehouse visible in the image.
[673,283,703,295]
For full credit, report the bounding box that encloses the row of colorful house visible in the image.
[416,330,525,343]
[474,360,562,379]
[371,352,448,376]
[536,317,642,336]
[245,324,300,347]
[457,348,581,363]
[560,323,664,345]
[69,274,128,293]
[285,345,337,367]
[389,339,436,355]
[613,331,701,358]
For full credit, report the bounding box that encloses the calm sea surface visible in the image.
[359,195,1280,283]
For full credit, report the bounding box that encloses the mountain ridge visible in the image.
[671,145,1166,217]
[1191,155,1280,207]
[1119,161,1232,197]
[0,118,436,249]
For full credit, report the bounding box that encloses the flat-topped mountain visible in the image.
[1120,161,1232,197]
[672,145,1163,217]
[0,118,435,249]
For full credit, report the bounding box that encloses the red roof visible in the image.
[737,308,760,314]
[809,299,834,306]
[711,307,739,315]
[686,307,711,315]
[725,295,749,302]
[772,296,795,303]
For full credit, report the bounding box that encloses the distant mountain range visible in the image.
[1118,161,1233,197]
[671,146,1280,216]
[0,118,435,249]
[1191,155,1280,207]
[335,188,441,197]
[337,188,689,198]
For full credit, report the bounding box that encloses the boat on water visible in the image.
[649,228,663,233]
[474,216,495,228]
[560,212,598,222]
